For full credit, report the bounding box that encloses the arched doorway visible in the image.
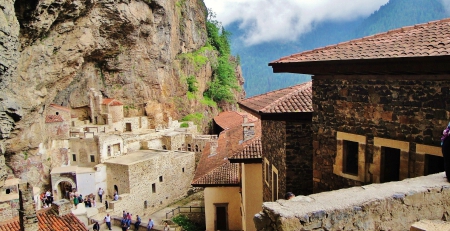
[53,178,76,201]
[114,185,119,195]
[58,181,73,200]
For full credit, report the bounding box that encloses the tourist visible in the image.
[114,192,119,201]
[105,200,109,210]
[92,198,96,207]
[442,122,450,182]
[163,222,170,231]
[285,192,295,200]
[93,221,100,231]
[98,187,104,202]
[135,215,142,231]
[104,213,112,230]
[147,218,154,231]
[73,195,79,208]
[85,198,91,207]
[121,216,128,231]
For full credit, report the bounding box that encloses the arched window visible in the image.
[195,145,199,152]
[187,144,191,151]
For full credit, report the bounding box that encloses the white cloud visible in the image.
[204,0,389,46]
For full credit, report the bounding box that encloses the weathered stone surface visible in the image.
[0,0,244,188]
[256,173,450,231]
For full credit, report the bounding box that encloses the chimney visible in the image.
[51,199,73,216]
[18,182,38,231]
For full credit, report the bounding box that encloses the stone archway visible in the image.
[53,178,76,200]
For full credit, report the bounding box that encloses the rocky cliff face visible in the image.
[0,0,244,187]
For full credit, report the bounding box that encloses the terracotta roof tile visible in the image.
[191,162,239,185]
[0,208,88,231]
[45,115,64,123]
[49,104,71,112]
[271,18,450,64]
[193,112,262,186]
[214,111,244,129]
[238,81,312,113]
[228,138,262,160]
[102,98,123,106]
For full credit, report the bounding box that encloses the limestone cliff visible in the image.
[0,0,245,187]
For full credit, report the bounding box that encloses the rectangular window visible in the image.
[425,154,444,175]
[90,155,95,162]
[159,176,163,182]
[381,147,400,183]
[264,158,270,185]
[152,183,156,193]
[343,140,359,175]
[72,154,76,161]
[272,166,278,201]
[182,167,185,173]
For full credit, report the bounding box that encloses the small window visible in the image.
[264,158,270,185]
[152,183,156,193]
[56,112,59,115]
[195,145,199,152]
[187,144,191,151]
[6,189,11,194]
[425,154,444,175]
[90,155,95,162]
[343,140,359,175]
[182,167,185,173]
[159,176,163,182]
[162,145,167,150]
[72,154,76,161]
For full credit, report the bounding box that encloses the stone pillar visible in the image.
[18,182,38,231]
[51,199,72,216]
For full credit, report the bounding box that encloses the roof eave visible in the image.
[270,55,450,75]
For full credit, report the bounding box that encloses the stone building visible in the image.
[239,82,313,201]
[192,111,262,231]
[268,18,450,193]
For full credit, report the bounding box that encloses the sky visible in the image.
[203,0,390,46]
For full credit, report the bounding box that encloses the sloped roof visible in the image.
[271,18,450,64]
[49,104,71,112]
[0,208,88,231]
[228,138,262,161]
[213,111,244,129]
[45,115,64,123]
[191,162,239,186]
[192,112,261,186]
[238,81,312,114]
[101,98,123,106]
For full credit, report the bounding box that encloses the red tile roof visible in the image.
[45,115,64,123]
[228,138,262,160]
[191,162,239,186]
[0,208,88,231]
[49,104,71,112]
[271,18,450,64]
[239,81,312,113]
[102,98,123,106]
[193,112,262,186]
[214,111,243,129]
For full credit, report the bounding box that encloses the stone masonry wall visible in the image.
[262,120,286,202]
[286,121,313,196]
[254,173,450,231]
[312,76,450,193]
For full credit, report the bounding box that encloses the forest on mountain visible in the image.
[228,0,450,97]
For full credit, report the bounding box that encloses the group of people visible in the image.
[117,211,153,231]
[70,190,97,208]
[39,190,53,208]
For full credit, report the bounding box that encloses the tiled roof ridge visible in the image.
[229,137,262,159]
[271,17,450,63]
[260,81,311,112]
[192,162,239,185]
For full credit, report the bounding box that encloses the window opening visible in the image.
[381,147,400,183]
[343,140,359,175]
[425,154,444,175]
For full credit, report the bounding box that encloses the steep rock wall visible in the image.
[0,0,244,187]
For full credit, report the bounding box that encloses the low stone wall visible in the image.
[254,173,450,231]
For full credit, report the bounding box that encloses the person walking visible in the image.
[104,213,112,230]
[98,188,104,203]
[147,218,154,231]
[134,215,142,231]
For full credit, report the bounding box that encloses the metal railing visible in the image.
[165,206,205,219]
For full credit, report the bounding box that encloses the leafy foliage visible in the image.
[180,122,189,128]
[172,215,205,231]
[186,75,198,93]
[204,9,239,103]
[182,113,204,127]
